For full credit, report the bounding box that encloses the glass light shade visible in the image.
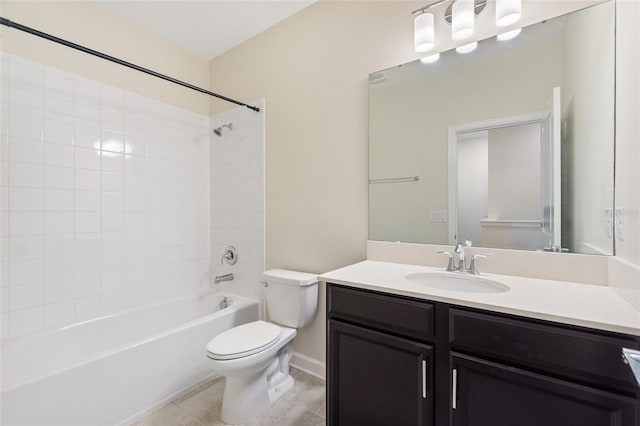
[414,12,435,52]
[496,0,521,27]
[452,0,474,40]
[420,53,441,64]
[497,28,522,41]
[455,41,478,54]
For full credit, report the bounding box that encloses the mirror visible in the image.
[368,1,615,255]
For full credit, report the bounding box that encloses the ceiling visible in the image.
[92,0,315,60]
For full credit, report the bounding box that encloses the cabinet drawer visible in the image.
[327,284,434,341]
[450,309,640,392]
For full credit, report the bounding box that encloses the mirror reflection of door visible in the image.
[453,104,561,251]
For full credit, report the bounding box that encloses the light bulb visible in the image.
[452,0,475,41]
[414,12,435,52]
[496,0,521,27]
[420,53,441,64]
[497,28,521,41]
[456,41,478,54]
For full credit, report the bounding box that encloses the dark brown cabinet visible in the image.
[328,320,433,426]
[326,283,640,426]
[451,353,638,426]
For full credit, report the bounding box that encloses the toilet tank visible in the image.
[263,269,318,328]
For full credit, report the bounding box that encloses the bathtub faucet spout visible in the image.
[214,273,234,284]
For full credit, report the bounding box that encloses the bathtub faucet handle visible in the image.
[220,246,238,265]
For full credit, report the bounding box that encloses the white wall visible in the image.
[561,1,616,255]
[208,0,636,365]
[0,53,210,337]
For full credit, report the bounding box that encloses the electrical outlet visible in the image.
[615,207,624,241]
[430,210,447,222]
[605,208,613,238]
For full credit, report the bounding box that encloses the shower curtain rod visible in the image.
[0,17,260,112]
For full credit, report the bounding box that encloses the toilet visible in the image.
[205,269,319,424]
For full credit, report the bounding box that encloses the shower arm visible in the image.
[0,17,260,113]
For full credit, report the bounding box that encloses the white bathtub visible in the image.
[1,291,259,426]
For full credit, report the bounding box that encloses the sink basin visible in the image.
[405,272,510,293]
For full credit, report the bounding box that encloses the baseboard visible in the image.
[290,351,326,381]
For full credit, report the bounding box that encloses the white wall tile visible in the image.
[101,172,124,192]
[75,190,100,211]
[44,278,74,304]
[10,306,43,336]
[44,234,74,258]
[9,212,43,236]
[9,187,43,211]
[43,119,73,145]
[10,235,44,260]
[45,189,73,211]
[101,192,124,212]
[44,165,73,190]
[101,152,124,173]
[44,143,73,167]
[4,56,212,335]
[74,124,100,149]
[74,233,100,255]
[75,254,100,277]
[8,258,43,286]
[75,169,99,191]
[9,112,42,141]
[75,295,101,321]
[75,212,100,234]
[10,283,43,310]
[9,162,43,188]
[75,147,100,170]
[75,275,100,298]
[9,138,43,164]
[44,256,74,282]
[44,300,74,328]
[44,212,74,235]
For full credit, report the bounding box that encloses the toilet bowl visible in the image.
[204,269,318,424]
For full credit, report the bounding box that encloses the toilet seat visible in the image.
[207,321,282,360]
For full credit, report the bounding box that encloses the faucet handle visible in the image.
[468,254,489,275]
[437,251,455,271]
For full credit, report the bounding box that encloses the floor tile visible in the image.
[135,367,326,426]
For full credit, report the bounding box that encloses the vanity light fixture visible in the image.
[452,0,475,40]
[455,41,478,54]
[414,12,436,52]
[420,53,441,63]
[496,0,522,26]
[497,28,522,41]
[411,0,487,54]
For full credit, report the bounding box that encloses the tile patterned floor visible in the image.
[133,367,326,426]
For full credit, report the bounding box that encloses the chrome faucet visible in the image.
[214,273,234,284]
[438,241,489,274]
[454,242,466,272]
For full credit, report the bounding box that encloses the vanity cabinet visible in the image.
[327,285,436,425]
[326,283,640,426]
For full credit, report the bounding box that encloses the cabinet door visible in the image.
[451,353,639,426]
[328,320,433,426]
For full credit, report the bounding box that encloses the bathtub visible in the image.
[1,291,259,426]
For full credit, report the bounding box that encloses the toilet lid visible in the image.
[206,321,282,360]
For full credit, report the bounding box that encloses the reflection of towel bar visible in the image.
[369,176,420,184]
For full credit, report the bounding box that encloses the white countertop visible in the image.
[319,260,640,336]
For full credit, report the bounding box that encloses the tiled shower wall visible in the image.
[210,101,265,305]
[0,53,211,337]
